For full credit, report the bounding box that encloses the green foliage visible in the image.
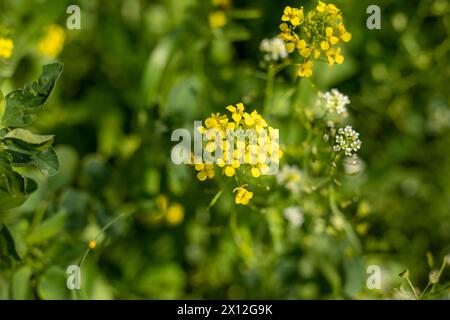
[0,0,449,300]
[0,63,62,210]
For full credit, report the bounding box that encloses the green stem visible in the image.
[419,282,431,299]
[263,65,276,115]
[29,201,48,232]
[406,277,420,300]
[430,258,447,293]
[207,189,224,211]
[328,184,361,253]
[77,211,130,269]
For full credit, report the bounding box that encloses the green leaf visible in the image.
[47,145,79,192]
[26,210,67,244]
[4,140,59,176]
[37,266,70,300]
[31,148,59,176]
[5,128,54,148]
[164,75,199,120]
[0,224,22,261]
[1,63,63,127]
[141,34,177,108]
[0,89,5,120]
[0,153,38,210]
[12,266,32,300]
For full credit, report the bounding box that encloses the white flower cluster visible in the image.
[319,89,350,114]
[259,37,288,63]
[276,165,302,194]
[283,206,304,228]
[333,125,362,157]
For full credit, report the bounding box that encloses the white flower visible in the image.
[426,103,450,133]
[344,156,364,175]
[283,206,304,228]
[318,89,350,114]
[259,37,288,63]
[333,125,362,157]
[429,270,440,284]
[276,165,302,194]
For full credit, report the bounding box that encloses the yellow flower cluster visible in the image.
[193,103,282,205]
[194,103,282,179]
[146,195,185,226]
[37,25,65,58]
[0,38,13,59]
[209,0,231,29]
[278,1,352,77]
[234,186,253,205]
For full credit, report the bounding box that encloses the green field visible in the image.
[0,0,449,300]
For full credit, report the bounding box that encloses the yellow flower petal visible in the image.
[300,47,310,58]
[330,36,339,45]
[285,42,295,53]
[197,171,207,181]
[342,32,352,42]
[320,41,329,51]
[326,27,334,37]
[166,203,184,225]
[226,105,236,113]
[224,166,235,177]
[251,167,261,178]
[194,163,205,171]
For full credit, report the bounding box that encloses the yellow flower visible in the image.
[192,104,283,209]
[278,1,351,77]
[251,163,269,178]
[195,163,215,181]
[279,23,290,32]
[223,157,240,176]
[335,50,344,64]
[327,3,339,13]
[166,203,184,225]
[285,42,295,53]
[313,49,321,59]
[341,32,352,42]
[326,27,334,37]
[329,36,339,45]
[299,47,311,58]
[316,1,327,13]
[88,240,97,250]
[226,102,245,122]
[156,194,169,212]
[320,41,330,51]
[233,186,253,205]
[326,47,344,65]
[0,38,13,59]
[298,61,313,77]
[243,110,268,130]
[297,39,307,49]
[209,11,227,29]
[38,25,65,58]
[224,165,235,177]
[205,113,225,128]
[282,6,304,26]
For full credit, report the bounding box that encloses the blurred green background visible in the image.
[0,0,449,299]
